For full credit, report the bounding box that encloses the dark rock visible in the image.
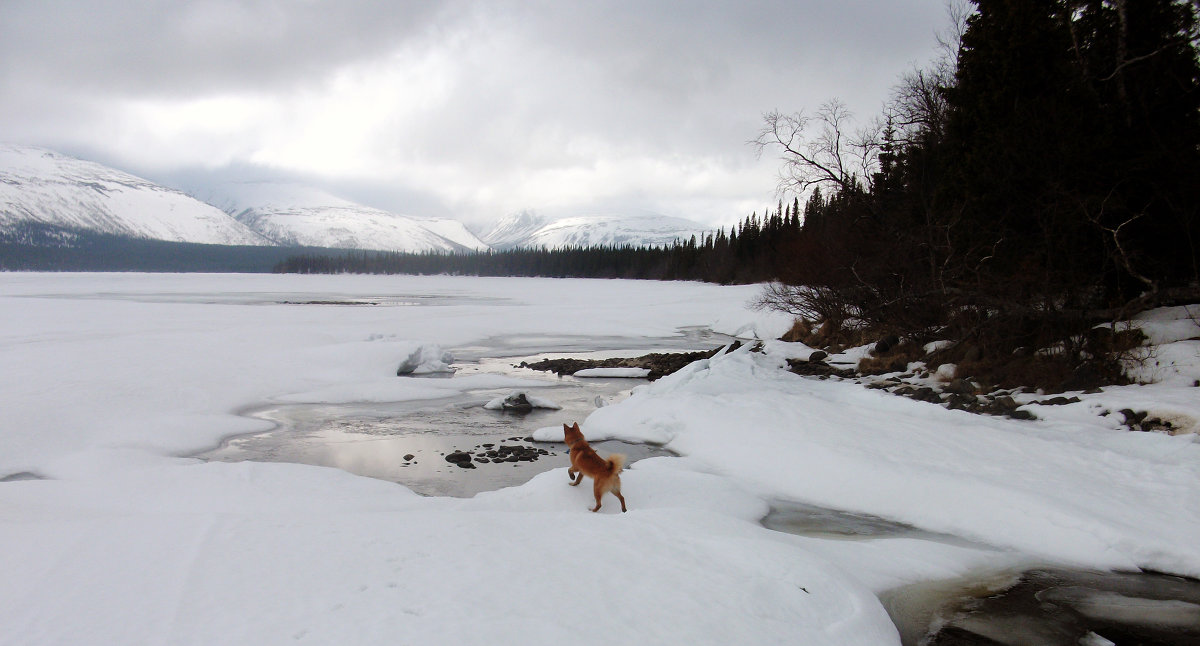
[403,454,415,461]
[474,457,488,463]
[944,378,977,395]
[992,395,1018,410]
[501,393,534,413]
[874,334,901,355]
[1119,409,1148,426]
[523,346,727,381]
[1006,409,1037,421]
[786,358,854,379]
[445,451,473,464]
[913,387,940,403]
[808,350,829,362]
[945,394,977,410]
[455,460,475,469]
[1033,396,1080,406]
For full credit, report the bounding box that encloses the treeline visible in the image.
[274,204,806,284]
[756,0,1200,387]
[1,221,320,273]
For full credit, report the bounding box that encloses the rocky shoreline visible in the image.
[521,343,1171,434]
[519,343,739,380]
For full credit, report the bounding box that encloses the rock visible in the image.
[455,460,475,469]
[403,454,415,461]
[945,393,977,410]
[444,451,473,464]
[992,396,1018,410]
[913,387,940,403]
[1033,396,1080,406]
[1119,409,1148,426]
[874,334,901,355]
[945,378,977,395]
[1006,409,1037,421]
[808,350,828,362]
[501,393,533,413]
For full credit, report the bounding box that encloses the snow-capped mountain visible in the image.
[0,144,270,245]
[201,181,488,253]
[480,210,551,249]
[491,212,709,249]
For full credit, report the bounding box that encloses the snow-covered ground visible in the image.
[1,273,1197,645]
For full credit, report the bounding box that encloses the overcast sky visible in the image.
[1,0,951,229]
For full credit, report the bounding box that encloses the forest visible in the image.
[280,0,1200,389]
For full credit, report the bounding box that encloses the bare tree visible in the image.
[753,99,882,198]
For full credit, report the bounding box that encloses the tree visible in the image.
[753,99,884,197]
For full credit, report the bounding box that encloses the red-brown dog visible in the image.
[563,422,627,512]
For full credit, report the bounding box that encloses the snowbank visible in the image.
[578,345,1200,577]
[395,342,456,375]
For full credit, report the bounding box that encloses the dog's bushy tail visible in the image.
[607,453,627,474]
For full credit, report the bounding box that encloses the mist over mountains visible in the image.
[0,144,710,265]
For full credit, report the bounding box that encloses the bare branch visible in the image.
[752,99,880,199]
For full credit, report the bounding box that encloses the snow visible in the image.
[2,273,1198,645]
[512,212,709,249]
[0,144,269,246]
[395,342,456,375]
[204,180,489,252]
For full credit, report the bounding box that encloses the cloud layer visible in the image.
[1,0,949,227]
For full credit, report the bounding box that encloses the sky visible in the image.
[0,0,952,230]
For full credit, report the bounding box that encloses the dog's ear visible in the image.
[570,422,580,431]
[563,423,570,431]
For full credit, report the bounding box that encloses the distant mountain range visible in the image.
[0,144,269,246]
[193,181,489,253]
[0,144,713,264]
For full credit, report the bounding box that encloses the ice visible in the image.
[2,273,1199,645]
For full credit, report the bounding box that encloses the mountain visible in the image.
[200,182,488,253]
[0,144,270,246]
[491,212,709,249]
[480,210,551,249]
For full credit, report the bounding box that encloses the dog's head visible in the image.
[563,422,585,448]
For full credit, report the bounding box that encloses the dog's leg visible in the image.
[612,479,627,512]
[591,480,605,512]
[569,469,583,486]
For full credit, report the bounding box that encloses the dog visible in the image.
[563,422,627,512]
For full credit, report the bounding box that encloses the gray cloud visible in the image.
[1,0,951,228]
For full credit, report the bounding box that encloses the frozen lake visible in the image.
[2,273,1198,646]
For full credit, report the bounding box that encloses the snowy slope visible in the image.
[0,144,270,246]
[518,212,708,249]
[480,210,550,249]
[204,181,488,252]
[482,211,710,249]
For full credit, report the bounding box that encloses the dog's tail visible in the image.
[607,453,627,474]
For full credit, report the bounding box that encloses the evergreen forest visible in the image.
[280,0,1200,388]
